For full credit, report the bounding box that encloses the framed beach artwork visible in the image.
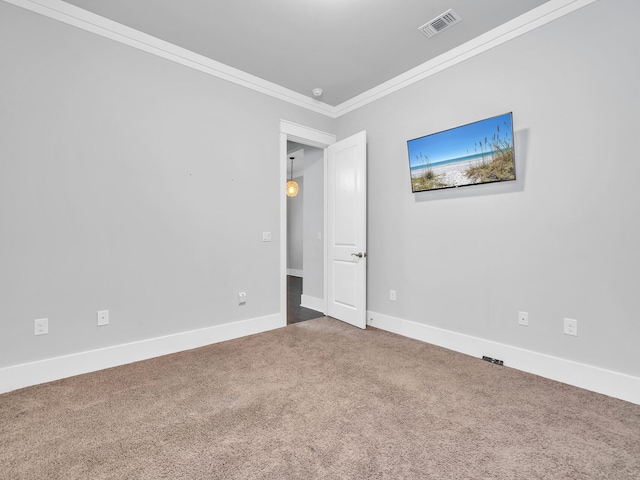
[407,112,515,193]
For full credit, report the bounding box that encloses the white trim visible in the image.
[280,120,337,148]
[300,294,325,313]
[367,311,640,406]
[287,269,303,278]
[333,0,598,116]
[3,0,335,116]
[0,314,283,394]
[4,0,597,119]
[279,132,289,322]
[322,148,328,315]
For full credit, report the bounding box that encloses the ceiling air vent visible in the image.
[418,9,462,38]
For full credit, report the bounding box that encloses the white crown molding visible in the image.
[3,0,597,118]
[3,0,336,117]
[333,0,598,116]
[367,311,640,406]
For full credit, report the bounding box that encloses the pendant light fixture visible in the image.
[286,156,299,197]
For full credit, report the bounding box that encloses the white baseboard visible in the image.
[0,313,284,395]
[367,311,640,405]
[300,294,325,313]
[287,269,303,277]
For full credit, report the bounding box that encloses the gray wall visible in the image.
[287,176,304,273]
[302,147,324,301]
[286,143,323,301]
[336,0,640,377]
[3,0,639,383]
[0,2,333,367]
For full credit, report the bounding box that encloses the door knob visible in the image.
[351,252,367,258]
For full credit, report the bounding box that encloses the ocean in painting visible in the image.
[410,151,497,177]
[407,112,515,192]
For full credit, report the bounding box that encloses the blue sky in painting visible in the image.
[408,112,513,167]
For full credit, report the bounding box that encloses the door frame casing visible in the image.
[279,120,336,326]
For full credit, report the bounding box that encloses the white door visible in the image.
[327,131,367,329]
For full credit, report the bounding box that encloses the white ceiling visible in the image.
[61,0,551,106]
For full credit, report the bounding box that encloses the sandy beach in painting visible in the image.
[412,157,486,187]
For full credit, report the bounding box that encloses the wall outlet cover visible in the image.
[518,311,529,326]
[97,310,109,326]
[34,318,48,336]
[564,318,578,336]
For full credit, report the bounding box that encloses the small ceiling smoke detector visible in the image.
[418,9,462,38]
[312,88,323,97]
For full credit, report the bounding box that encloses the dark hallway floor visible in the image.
[287,275,324,325]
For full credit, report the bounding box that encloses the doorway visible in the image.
[286,142,324,325]
[279,121,336,327]
[279,121,367,329]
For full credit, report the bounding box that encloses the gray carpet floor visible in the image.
[1,317,639,479]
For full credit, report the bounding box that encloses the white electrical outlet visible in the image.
[34,318,48,336]
[564,318,578,336]
[389,290,397,301]
[238,292,247,304]
[518,311,529,326]
[97,310,109,326]
[262,232,272,242]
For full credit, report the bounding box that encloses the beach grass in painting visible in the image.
[408,112,515,192]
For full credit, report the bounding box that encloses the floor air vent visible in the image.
[418,9,462,38]
[482,356,504,366]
